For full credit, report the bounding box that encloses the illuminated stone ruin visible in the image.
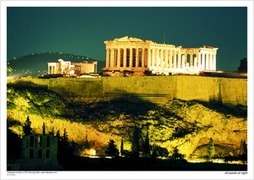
[103,36,218,76]
[48,59,97,76]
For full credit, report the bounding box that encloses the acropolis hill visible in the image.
[7,76,247,162]
[17,75,247,107]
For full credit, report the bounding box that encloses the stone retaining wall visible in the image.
[23,76,247,106]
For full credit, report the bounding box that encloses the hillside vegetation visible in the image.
[7,80,247,161]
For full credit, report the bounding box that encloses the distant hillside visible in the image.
[7,52,105,76]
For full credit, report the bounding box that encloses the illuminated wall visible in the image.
[34,76,247,106]
[72,61,97,74]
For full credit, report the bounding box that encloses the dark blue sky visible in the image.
[7,7,247,71]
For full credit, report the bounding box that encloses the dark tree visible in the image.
[207,138,215,161]
[105,139,119,157]
[63,128,68,141]
[57,129,74,168]
[171,147,184,160]
[239,139,247,155]
[120,139,124,156]
[239,139,247,163]
[131,127,141,157]
[7,129,22,161]
[23,116,32,135]
[144,70,153,76]
[50,127,55,135]
[56,130,60,139]
[83,134,91,149]
[142,131,150,156]
[151,145,169,158]
[42,122,46,135]
[238,58,247,73]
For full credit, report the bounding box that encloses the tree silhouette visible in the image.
[171,147,184,160]
[56,130,60,139]
[42,122,46,135]
[105,139,119,157]
[57,129,74,168]
[120,139,124,156]
[63,128,68,141]
[239,139,247,155]
[151,145,169,158]
[239,139,247,163]
[50,127,55,135]
[238,58,247,73]
[23,116,32,135]
[131,127,141,157]
[83,134,91,149]
[207,138,215,161]
[142,131,150,156]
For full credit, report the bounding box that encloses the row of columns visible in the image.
[106,48,148,69]
[105,47,216,71]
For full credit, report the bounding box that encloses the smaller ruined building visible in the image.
[103,36,218,76]
[21,133,60,170]
[48,59,97,76]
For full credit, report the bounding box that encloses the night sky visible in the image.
[7,7,247,71]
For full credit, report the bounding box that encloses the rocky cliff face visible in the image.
[7,80,247,160]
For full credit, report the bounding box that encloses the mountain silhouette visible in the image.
[7,52,105,76]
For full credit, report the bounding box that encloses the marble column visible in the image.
[198,53,201,69]
[173,50,177,69]
[169,50,172,69]
[165,50,169,68]
[123,48,127,68]
[130,48,133,68]
[205,53,209,70]
[155,49,158,67]
[114,49,118,67]
[190,54,193,67]
[210,53,213,71]
[136,48,139,67]
[152,48,155,67]
[181,54,185,68]
[117,48,120,68]
[142,48,145,67]
[213,53,216,70]
[110,48,115,67]
[202,53,205,70]
[178,51,181,68]
[106,48,109,68]
[194,57,197,70]
[148,48,151,67]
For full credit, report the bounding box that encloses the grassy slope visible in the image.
[7,80,247,159]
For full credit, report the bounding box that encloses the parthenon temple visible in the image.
[102,36,218,76]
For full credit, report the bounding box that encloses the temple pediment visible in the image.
[114,36,144,42]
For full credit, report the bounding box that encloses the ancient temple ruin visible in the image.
[48,59,97,76]
[21,133,60,170]
[103,36,218,76]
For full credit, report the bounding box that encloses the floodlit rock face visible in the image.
[7,79,247,160]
